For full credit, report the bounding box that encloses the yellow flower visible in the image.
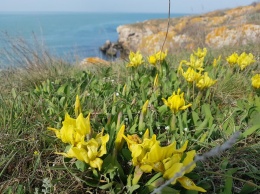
[163,150,206,192]
[75,95,82,117]
[193,47,207,59]
[180,54,204,71]
[237,52,255,70]
[162,89,192,114]
[142,141,188,173]
[148,55,157,65]
[49,112,92,145]
[182,67,202,83]
[33,151,39,156]
[226,52,238,65]
[213,55,221,67]
[155,50,167,61]
[124,131,188,173]
[196,72,217,90]
[114,125,125,152]
[178,176,206,192]
[251,74,260,89]
[126,51,144,67]
[48,113,92,146]
[148,50,167,65]
[141,100,149,115]
[154,73,159,88]
[122,84,127,96]
[57,130,109,171]
[124,132,206,192]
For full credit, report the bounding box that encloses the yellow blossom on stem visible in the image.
[193,47,207,59]
[226,52,238,65]
[56,129,109,171]
[213,55,221,67]
[33,151,39,156]
[162,89,192,114]
[177,176,206,192]
[163,150,206,192]
[148,50,167,65]
[180,54,204,71]
[182,67,202,83]
[123,132,206,192]
[148,55,157,65]
[237,52,255,70]
[153,73,159,88]
[126,51,144,67]
[196,72,217,90]
[114,125,125,152]
[123,131,188,173]
[141,100,149,115]
[251,74,260,89]
[48,113,92,146]
[75,95,82,117]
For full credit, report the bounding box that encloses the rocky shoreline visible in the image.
[99,2,260,58]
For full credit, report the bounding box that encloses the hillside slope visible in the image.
[117,2,260,55]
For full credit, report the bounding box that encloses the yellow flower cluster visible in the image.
[162,88,192,114]
[213,55,221,67]
[196,72,217,90]
[127,50,168,67]
[148,50,168,65]
[226,52,255,70]
[48,96,109,171]
[126,51,144,67]
[179,47,217,90]
[123,129,206,192]
[251,74,260,89]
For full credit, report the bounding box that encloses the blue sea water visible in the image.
[0,12,186,62]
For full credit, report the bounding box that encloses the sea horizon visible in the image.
[0,12,188,65]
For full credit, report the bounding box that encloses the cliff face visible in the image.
[117,3,260,55]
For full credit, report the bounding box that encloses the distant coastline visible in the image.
[0,12,188,64]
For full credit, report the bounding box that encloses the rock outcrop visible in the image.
[80,57,109,67]
[99,40,123,57]
[117,2,260,55]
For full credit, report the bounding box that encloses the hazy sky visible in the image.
[0,0,257,13]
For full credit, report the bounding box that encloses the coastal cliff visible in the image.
[116,2,260,55]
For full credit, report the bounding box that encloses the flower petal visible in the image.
[178,176,206,192]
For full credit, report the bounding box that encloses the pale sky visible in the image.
[0,0,257,14]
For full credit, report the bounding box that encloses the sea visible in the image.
[0,12,187,64]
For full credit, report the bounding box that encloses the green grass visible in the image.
[0,34,260,194]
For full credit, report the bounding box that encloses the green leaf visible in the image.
[11,88,17,99]
[129,123,137,133]
[75,160,87,172]
[122,148,132,161]
[145,172,163,186]
[220,158,229,171]
[155,186,179,194]
[192,111,200,126]
[99,182,114,190]
[16,185,25,194]
[57,84,68,95]
[202,103,213,119]
[185,190,198,194]
[241,124,260,138]
[158,105,168,114]
[59,96,66,107]
[220,168,238,194]
[239,182,257,194]
[194,118,208,136]
[127,105,133,121]
[127,185,140,194]
[222,117,236,135]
